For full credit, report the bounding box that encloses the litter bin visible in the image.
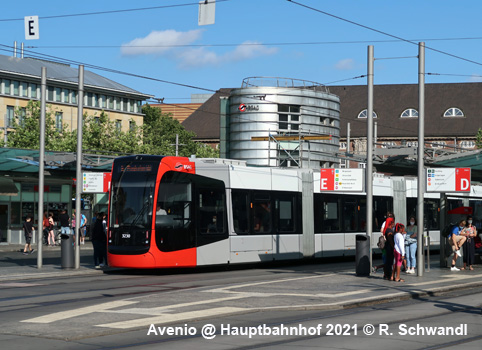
[355,234,370,276]
[61,234,74,269]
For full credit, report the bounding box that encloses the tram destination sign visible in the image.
[320,169,364,192]
[426,167,471,192]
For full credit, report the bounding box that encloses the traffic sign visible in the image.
[426,168,471,192]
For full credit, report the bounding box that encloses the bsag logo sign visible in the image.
[238,103,259,112]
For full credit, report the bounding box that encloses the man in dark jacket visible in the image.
[92,212,107,268]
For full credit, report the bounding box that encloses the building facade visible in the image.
[0,54,152,143]
[182,82,481,170]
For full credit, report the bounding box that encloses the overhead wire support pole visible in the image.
[75,65,84,270]
[367,45,374,272]
[417,42,425,277]
[37,67,47,269]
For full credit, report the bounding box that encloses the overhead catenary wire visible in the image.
[0,1,230,22]
[0,43,477,139]
[287,0,482,68]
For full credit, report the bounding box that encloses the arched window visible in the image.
[401,108,418,118]
[443,107,464,118]
[357,109,378,119]
[381,141,397,149]
[460,141,475,149]
[432,141,446,149]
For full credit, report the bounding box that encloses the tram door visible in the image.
[0,204,8,243]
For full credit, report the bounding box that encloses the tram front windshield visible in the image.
[110,162,159,229]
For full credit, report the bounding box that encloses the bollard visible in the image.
[355,235,370,276]
[424,235,430,272]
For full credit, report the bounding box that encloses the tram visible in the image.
[107,155,482,268]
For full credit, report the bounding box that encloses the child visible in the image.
[392,223,406,282]
[23,216,35,255]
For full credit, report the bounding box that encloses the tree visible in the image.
[4,101,218,158]
[140,104,218,157]
[6,100,70,151]
[476,128,482,149]
[82,111,141,154]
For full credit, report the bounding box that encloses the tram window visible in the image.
[323,196,340,232]
[253,194,271,234]
[232,190,249,234]
[276,196,295,233]
[343,199,357,232]
[407,198,440,230]
[373,196,393,231]
[198,187,226,234]
[357,198,367,231]
[425,199,440,230]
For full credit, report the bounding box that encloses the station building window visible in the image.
[6,106,15,127]
[444,107,464,118]
[357,109,378,119]
[55,112,63,131]
[401,108,418,118]
[460,140,475,149]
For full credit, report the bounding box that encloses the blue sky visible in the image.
[1,0,482,103]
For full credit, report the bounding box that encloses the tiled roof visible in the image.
[328,83,482,138]
[151,103,203,123]
[182,83,482,140]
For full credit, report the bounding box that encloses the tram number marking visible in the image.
[122,234,131,239]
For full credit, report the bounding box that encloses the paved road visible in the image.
[0,253,481,349]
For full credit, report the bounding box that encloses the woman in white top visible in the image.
[392,223,406,282]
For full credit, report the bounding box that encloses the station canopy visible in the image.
[0,148,116,175]
[373,149,482,183]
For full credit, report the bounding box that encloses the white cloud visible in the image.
[335,58,355,70]
[121,31,278,68]
[121,29,204,56]
[468,74,482,82]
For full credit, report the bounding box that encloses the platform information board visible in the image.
[320,169,364,192]
[426,167,471,192]
[82,172,111,193]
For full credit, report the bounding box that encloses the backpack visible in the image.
[377,235,386,249]
[441,223,456,238]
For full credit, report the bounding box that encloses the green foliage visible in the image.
[3,101,219,159]
[6,100,69,150]
[476,128,482,149]
[140,104,219,158]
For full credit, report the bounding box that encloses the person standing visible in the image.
[22,216,35,255]
[382,217,395,280]
[42,212,49,245]
[59,209,70,236]
[405,216,418,274]
[47,212,55,246]
[71,212,76,243]
[80,212,87,245]
[462,215,477,270]
[91,212,107,269]
[392,223,406,282]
